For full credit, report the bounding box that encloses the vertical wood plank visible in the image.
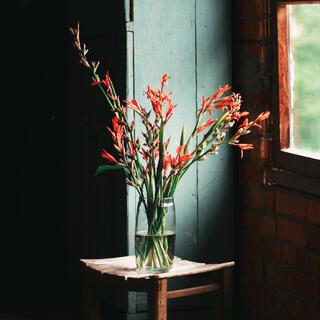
[277,4,290,149]
[196,0,234,263]
[133,0,198,261]
[148,279,168,320]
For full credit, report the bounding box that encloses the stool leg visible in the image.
[148,279,167,320]
[222,268,233,320]
[82,276,101,320]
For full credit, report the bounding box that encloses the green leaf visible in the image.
[180,124,186,146]
[95,164,123,176]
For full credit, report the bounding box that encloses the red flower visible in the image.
[91,70,111,92]
[238,118,249,128]
[171,144,193,169]
[163,152,172,174]
[160,73,170,88]
[165,99,176,123]
[195,119,215,134]
[107,116,124,155]
[126,99,144,116]
[101,149,118,164]
[146,86,162,115]
[141,148,149,162]
[129,141,136,158]
[252,111,270,129]
[231,111,249,121]
[212,85,231,100]
[253,111,270,127]
[255,111,270,122]
[199,96,211,115]
[199,85,231,116]
[233,143,254,158]
[214,96,236,110]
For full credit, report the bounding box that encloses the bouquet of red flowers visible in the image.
[70,23,270,271]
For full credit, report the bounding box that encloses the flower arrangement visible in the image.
[70,23,270,271]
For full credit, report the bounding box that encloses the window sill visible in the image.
[266,167,320,196]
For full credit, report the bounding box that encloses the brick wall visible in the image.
[234,0,320,319]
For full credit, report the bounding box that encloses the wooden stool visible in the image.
[81,256,234,320]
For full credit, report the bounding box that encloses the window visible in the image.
[269,0,320,193]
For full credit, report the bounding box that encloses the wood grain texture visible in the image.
[81,256,234,320]
[196,0,234,263]
[167,283,220,299]
[81,256,234,280]
[131,0,198,260]
[148,279,168,320]
[277,4,290,149]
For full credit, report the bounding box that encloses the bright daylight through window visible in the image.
[284,4,320,159]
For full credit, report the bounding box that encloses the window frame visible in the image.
[268,0,320,194]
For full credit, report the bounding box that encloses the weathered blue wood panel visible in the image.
[196,0,233,262]
[127,0,198,260]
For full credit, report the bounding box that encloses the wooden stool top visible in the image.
[81,256,234,281]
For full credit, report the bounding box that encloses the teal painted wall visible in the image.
[126,0,233,263]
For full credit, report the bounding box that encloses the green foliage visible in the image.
[290,5,320,152]
[95,164,123,176]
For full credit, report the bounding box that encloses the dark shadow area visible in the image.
[0,0,77,318]
[0,0,127,318]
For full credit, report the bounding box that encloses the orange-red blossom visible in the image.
[92,70,270,194]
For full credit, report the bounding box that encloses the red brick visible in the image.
[241,42,260,57]
[240,209,258,230]
[277,219,306,246]
[309,254,320,277]
[305,225,320,251]
[292,196,308,221]
[241,253,263,279]
[276,192,310,221]
[266,264,287,289]
[258,45,269,65]
[265,287,293,315]
[240,231,282,261]
[241,43,270,65]
[241,279,266,305]
[275,191,294,216]
[238,18,270,40]
[280,243,308,272]
[240,161,265,183]
[308,304,320,320]
[237,0,270,17]
[260,236,282,261]
[287,271,318,301]
[306,199,320,225]
[264,287,293,317]
[242,91,272,106]
[240,232,258,254]
[241,137,270,161]
[253,138,270,161]
[240,185,274,211]
[293,299,308,320]
[258,214,276,236]
[241,232,261,255]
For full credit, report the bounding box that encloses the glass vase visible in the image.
[135,196,176,273]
